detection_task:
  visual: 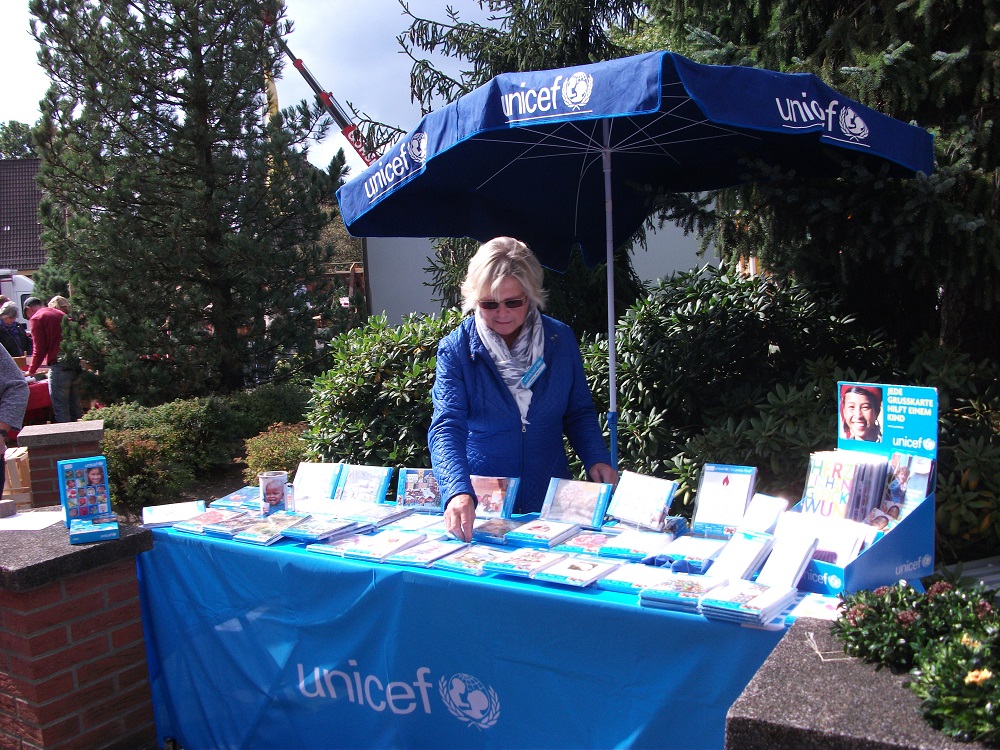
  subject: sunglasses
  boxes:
[479,297,528,310]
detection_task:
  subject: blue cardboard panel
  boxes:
[797,493,935,595]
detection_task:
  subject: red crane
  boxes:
[275,35,378,166]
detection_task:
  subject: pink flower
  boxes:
[926,581,953,598]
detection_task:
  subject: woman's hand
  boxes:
[444,493,477,542]
[589,462,619,487]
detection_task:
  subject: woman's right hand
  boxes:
[444,493,477,542]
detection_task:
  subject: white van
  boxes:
[0,270,36,324]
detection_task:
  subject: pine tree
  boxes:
[392,0,648,337]
[29,0,341,403]
[0,121,37,159]
[642,0,1000,359]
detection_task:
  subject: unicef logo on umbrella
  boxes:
[407,132,428,164]
[561,72,593,110]
[838,107,869,142]
[439,673,500,729]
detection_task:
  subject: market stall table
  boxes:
[138,529,785,749]
[23,379,52,425]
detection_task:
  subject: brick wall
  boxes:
[16,423,104,510]
[0,558,155,750]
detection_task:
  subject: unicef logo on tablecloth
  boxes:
[561,72,593,110]
[406,132,428,164]
[838,107,869,142]
[439,673,500,729]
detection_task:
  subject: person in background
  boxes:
[0,302,31,359]
[48,296,72,315]
[25,296,82,422]
[429,237,617,542]
[0,346,29,490]
[23,297,43,324]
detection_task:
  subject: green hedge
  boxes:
[303,311,463,467]
[89,381,310,517]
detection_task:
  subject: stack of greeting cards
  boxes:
[281,515,358,543]
[338,503,415,528]
[305,534,370,557]
[655,535,727,571]
[691,464,758,537]
[339,530,427,563]
[472,517,525,545]
[594,562,681,594]
[638,572,730,614]
[503,518,580,548]
[471,475,520,518]
[698,579,799,625]
[395,468,444,514]
[597,528,682,561]
[433,545,513,576]
[773,511,872,567]
[207,486,260,512]
[202,513,263,539]
[384,538,469,567]
[142,500,206,528]
[737,493,789,534]
[554,529,622,555]
[799,450,888,524]
[698,516,822,624]
[531,556,621,587]
[539,477,613,529]
[704,530,774,581]
[504,477,613,548]
[232,511,311,546]
[606,471,678,531]
[334,464,395,504]
[481,547,566,578]
[291,462,343,513]
[174,508,247,535]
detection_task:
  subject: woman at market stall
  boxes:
[429,236,617,542]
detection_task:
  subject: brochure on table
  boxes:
[796,381,937,595]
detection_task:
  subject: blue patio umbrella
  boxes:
[337,50,935,466]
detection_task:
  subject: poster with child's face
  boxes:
[839,384,884,443]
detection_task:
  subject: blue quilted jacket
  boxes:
[429,314,612,514]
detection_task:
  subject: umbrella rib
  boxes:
[472,122,603,190]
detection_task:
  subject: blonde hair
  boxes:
[460,237,547,315]
[48,296,72,315]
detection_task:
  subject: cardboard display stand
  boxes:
[796,382,938,595]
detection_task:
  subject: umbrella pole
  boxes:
[602,120,618,470]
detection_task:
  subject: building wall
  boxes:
[364,223,715,324]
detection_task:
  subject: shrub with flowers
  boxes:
[833,580,1000,744]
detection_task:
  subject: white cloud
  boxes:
[1,0,482,176]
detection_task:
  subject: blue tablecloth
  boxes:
[138,529,784,749]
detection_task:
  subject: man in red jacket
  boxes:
[25,297,81,422]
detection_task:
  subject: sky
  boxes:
[0,1,701,281]
[0,0,482,177]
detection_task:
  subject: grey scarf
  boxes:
[475,306,545,426]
